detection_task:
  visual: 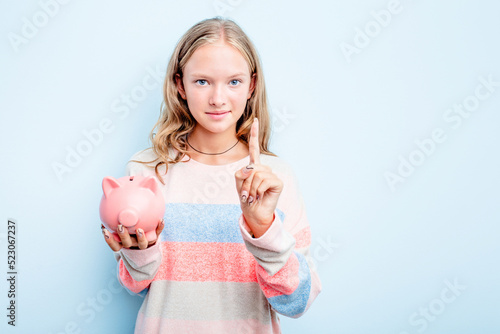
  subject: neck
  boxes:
[187,125,239,154]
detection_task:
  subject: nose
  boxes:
[118,209,138,227]
[209,84,226,107]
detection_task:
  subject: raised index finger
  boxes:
[249,118,260,165]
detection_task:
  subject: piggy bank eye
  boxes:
[129,176,134,181]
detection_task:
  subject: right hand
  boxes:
[101,219,164,251]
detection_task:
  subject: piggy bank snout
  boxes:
[118,209,139,227]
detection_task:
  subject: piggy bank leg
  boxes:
[145,230,159,243]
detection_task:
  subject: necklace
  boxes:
[186,136,239,155]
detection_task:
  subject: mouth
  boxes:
[206,111,230,115]
[206,111,230,120]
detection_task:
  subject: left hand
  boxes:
[102,219,164,251]
[234,118,283,238]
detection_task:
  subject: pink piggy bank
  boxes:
[99,175,165,243]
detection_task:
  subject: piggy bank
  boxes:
[99,175,165,242]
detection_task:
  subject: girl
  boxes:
[102,17,321,333]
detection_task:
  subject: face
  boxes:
[176,40,255,136]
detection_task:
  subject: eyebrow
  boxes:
[189,72,248,78]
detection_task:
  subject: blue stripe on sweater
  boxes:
[268,252,311,317]
[160,203,285,243]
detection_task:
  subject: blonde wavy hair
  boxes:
[134,17,276,184]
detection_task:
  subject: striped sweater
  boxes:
[113,148,322,333]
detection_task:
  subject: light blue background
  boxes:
[1,0,499,333]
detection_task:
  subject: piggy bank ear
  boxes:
[102,176,121,198]
[139,176,158,193]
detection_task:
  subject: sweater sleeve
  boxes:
[238,163,322,318]
[112,152,164,295]
[113,242,162,295]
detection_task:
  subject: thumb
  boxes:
[235,165,253,192]
[242,164,254,174]
[235,165,253,179]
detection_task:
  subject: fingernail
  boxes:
[118,224,123,233]
[103,229,110,239]
[248,196,254,204]
[243,165,253,174]
[160,219,164,226]
[241,191,248,203]
[137,229,143,237]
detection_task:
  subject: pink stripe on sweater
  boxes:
[257,252,300,298]
[118,259,153,294]
[155,242,258,282]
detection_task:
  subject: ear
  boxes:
[102,176,121,198]
[175,73,187,100]
[247,73,256,99]
[139,176,158,194]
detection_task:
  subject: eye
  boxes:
[196,79,208,86]
[229,79,241,86]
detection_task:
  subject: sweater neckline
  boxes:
[184,154,250,168]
